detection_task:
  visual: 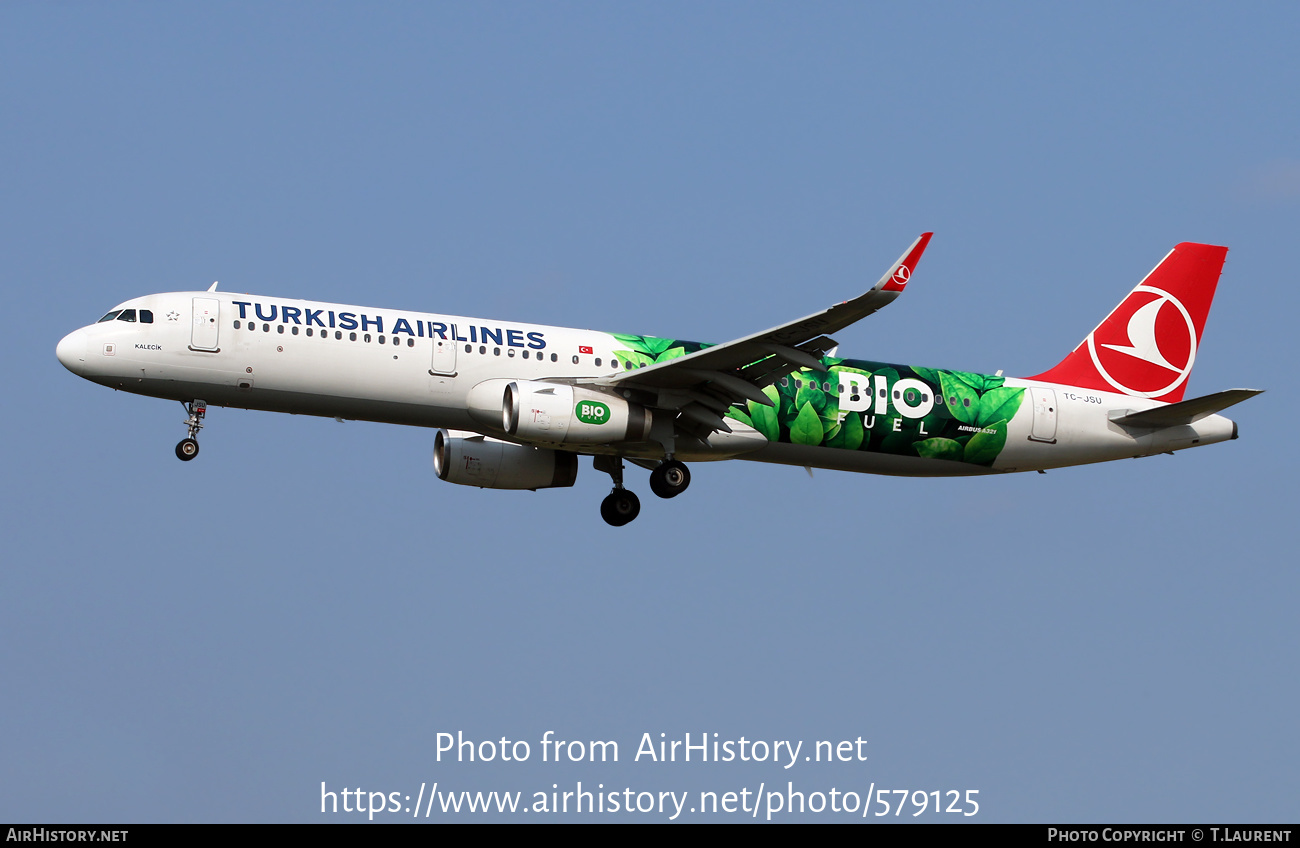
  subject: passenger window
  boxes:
[263,324,271,332]
[364,333,371,343]
[349,332,357,341]
[507,349,515,357]
[408,338,414,348]
[116,310,137,322]
[595,358,602,367]
[234,320,241,329]
[551,353,557,362]
[277,325,285,334]
[465,344,472,353]
[291,326,299,335]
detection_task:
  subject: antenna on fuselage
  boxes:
[208,281,219,292]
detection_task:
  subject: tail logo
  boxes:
[1087,285,1197,398]
[892,266,911,285]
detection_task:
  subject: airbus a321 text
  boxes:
[57,234,1260,526]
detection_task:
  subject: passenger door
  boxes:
[190,297,220,351]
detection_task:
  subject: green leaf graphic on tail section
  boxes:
[911,366,942,385]
[611,333,649,352]
[939,371,980,425]
[609,334,705,364]
[710,355,1019,466]
[790,402,824,446]
[963,421,1009,465]
[948,369,998,394]
[831,365,872,379]
[826,411,864,450]
[746,385,781,442]
[613,350,656,368]
[640,336,676,356]
[796,380,827,413]
[878,417,915,455]
[976,387,1025,428]
[915,438,964,461]
[726,406,754,427]
[749,402,779,441]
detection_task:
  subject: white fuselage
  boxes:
[56,290,1238,477]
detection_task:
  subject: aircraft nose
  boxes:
[56,329,87,374]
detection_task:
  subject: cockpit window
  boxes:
[98,310,122,323]
[116,309,137,322]
[139,310,153,323]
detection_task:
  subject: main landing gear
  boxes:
[600,489,640,527]
[649,459,691,499]
[594,456,693,526]
[594,455,639,527]
[175,400,206,461]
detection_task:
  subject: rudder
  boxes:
[1029,242,1228,403]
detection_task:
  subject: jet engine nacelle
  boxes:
[467,379,653,445]
[433,429,579,490]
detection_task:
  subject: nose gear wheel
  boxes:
[175,400,207,462]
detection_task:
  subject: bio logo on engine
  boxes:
[576,401,610,425]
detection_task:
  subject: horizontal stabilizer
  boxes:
[1108,389,1263,428]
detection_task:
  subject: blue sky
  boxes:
[2,3,1296,822]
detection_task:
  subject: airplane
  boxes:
[56,234,1260,526]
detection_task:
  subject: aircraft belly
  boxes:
[120,376,472,429]
[747,442,994,477]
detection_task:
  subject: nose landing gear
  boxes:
[175,400,206,462]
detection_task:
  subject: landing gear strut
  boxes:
[649,459,691,499]
[175,400,206,462]
[594,455,641,527]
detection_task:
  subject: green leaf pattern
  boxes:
[616,332,1025,467]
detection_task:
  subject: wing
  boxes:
[594,232,933,433]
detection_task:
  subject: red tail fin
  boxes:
[1029,242,1228,403]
